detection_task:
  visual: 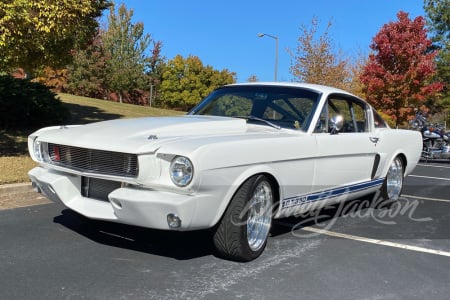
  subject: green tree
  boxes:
[0,0,110,74]
[289,17,352,90]
[0,75,68,128]
[424,0,450,116]
[159,55,235,110]
[102,3,151,103]
[360,11,443,126]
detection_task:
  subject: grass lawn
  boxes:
[0,93,183,184]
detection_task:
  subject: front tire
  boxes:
[213,175,274,262]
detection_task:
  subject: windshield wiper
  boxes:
[233,115,281,130]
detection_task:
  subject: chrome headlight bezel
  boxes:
[30,138,50,163]
[169,156,194,187]
[33,138,43,162]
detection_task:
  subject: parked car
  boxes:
[28,82,422,261]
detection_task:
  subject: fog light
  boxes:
[110,198,122,209]
[167,214,181,228]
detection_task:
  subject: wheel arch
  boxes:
[397,153,407,174]
[211,167,281,228]
[378,151,408,179]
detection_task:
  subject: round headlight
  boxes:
[170,156,194,187]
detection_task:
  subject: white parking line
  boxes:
[418,163,450,169]
[302,226,450,257]
[403,195,450,203]
[408,174,450,181]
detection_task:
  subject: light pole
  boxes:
[257,33,278,81]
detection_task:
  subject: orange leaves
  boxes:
[289,17,352,91]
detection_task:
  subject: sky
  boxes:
[111,0,426,83]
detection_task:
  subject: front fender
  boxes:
[193,164,282,228]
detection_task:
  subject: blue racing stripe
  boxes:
[281,178,384,209]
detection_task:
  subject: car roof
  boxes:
[227,82,354,97]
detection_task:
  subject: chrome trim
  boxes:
[386,157,403,200]
[45,143,139,178]
[247,180,273,251]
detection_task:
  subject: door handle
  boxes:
[369,137,380,143]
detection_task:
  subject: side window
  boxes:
[351,102,367,132]
[373,110,388,128]
[314,95,368,133]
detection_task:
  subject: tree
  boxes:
[102,3,151,103]
[289,17,352,90]
[34,67,69,93]
[145,40,166,106]
[0,0,110,74]
[247,75,259,82]
[425,0,450,48]
[0,75,68,128]
[347,51,368,99]
[66,32,108,98]
[360,11,444,126]
[424,0,450,115]
[160,55,236,110]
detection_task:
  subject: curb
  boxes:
[0,182,50,210]
[0,182,33,194]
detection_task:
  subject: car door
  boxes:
[312,94,379,193]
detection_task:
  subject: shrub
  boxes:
[0,75,69,128]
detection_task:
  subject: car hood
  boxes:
[37,115,250,154]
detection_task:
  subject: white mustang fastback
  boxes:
[28,83,422,261]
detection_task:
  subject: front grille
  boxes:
[81,177,121,201]
[47,143,138,178]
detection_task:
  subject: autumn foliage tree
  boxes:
[67,33,108,98]
[289,17,352,90]
[360,11,443,126]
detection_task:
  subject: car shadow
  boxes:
[53,209,215,260]
[52,196,386,259]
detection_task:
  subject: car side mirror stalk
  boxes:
[330,115,344,135]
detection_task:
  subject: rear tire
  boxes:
[213,175,274,262]
[377,156,404,209]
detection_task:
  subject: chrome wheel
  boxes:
[246,180,273,251]
[386,157,403,200]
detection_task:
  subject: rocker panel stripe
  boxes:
[281,178,384,209]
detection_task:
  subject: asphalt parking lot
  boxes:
[1,160,449,299]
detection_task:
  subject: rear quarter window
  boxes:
[373,110,388,128]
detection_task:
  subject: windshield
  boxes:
[189,85,321,131]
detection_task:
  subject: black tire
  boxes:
[213,175,274,262]
[376,156,404,209]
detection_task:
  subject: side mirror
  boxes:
[330,115,344,134]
